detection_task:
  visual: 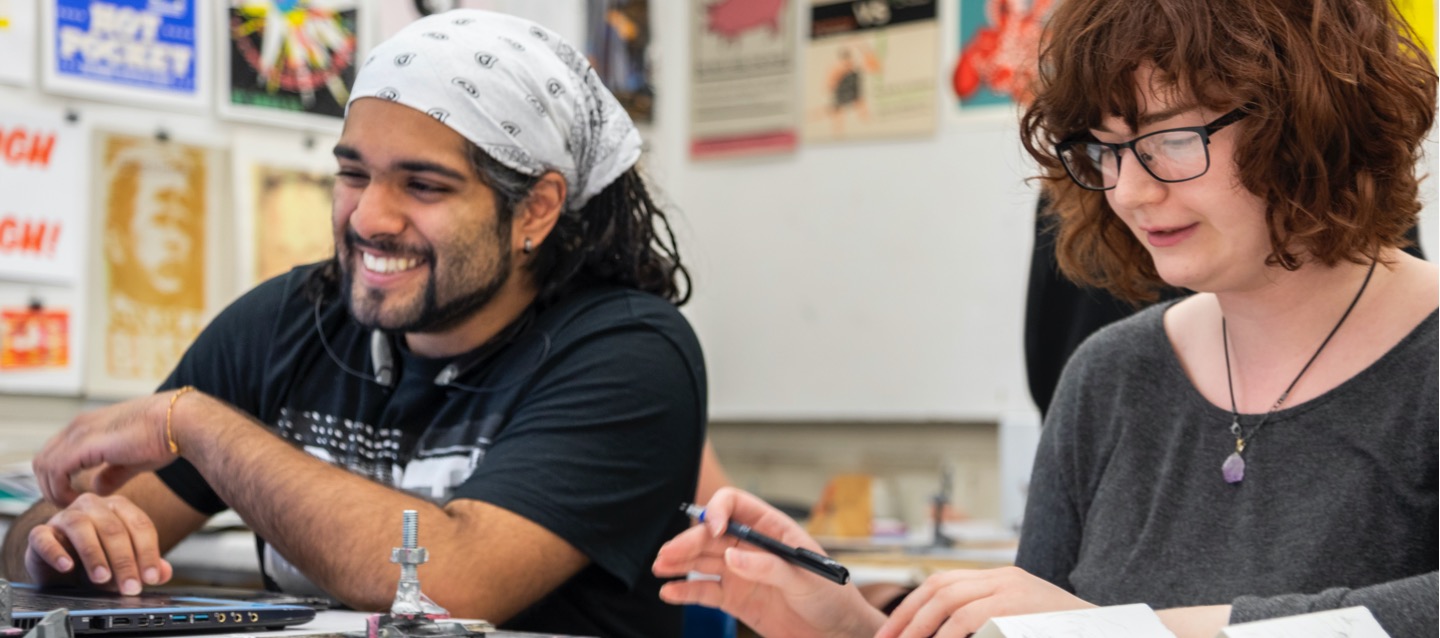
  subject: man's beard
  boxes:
[340,225,511,334]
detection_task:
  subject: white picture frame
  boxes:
[40,0,213,113]
[215,0,371,133]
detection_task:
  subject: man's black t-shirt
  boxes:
[154,264,706,638]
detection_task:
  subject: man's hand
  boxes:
[25,493,174,596]
[33,393,177,506]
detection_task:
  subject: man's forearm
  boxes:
[3,501,60,582]
[173,392,584,620]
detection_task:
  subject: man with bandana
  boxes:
[3,10,704,638]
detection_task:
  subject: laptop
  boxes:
[10,583,317,634]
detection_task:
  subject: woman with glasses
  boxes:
[653,0,1438,635]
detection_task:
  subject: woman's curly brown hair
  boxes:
[1020,0,1437,303]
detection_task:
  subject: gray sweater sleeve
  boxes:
[1229,572,1438,637]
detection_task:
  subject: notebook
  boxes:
[9,583,317,634]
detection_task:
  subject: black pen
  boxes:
[681,503,851,585]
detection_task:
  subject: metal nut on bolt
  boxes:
[390,548,429,564]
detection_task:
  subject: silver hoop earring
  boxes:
[522,238,533,254]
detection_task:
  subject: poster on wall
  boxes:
[218,0,364,132]
[0,0,38,86]
[377,0,583,48]
[41,0,210,111]
[587,0,653,124]
[953,0,1051,108]
[87,131,222,398]
[0,106,90,286]
[232,134,335,287]
[803,0,938,143]
[0,285,82,395]
[248,165,333,284]
[1395,0,1434,57]
[688,0,799,159]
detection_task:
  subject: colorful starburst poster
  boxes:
[219,0,364,132]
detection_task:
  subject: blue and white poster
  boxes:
[42,0,211,111]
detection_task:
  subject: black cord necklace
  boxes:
[1221,259,1378,484]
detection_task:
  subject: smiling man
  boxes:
[3,10,706,638]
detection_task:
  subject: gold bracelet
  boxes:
[166,386,196,455]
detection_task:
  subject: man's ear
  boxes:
[513,171,565,255]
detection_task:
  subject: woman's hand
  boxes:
[877,566,1095,638]
[652,487,885,638]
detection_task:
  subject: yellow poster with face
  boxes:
[91,132,215,396]
[253,166,334,283]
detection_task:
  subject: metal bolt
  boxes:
[403,510,417,549]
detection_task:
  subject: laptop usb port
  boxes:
[150,616,166,627]
[107,618,130,628]
[170,614,189,623]
[193,614,210,622]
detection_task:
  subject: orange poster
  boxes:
[0,307,69,369]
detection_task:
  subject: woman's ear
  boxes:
[513,171,566,255]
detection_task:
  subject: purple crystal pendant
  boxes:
[1222,451,1246,483]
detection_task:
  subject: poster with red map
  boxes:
[689,0,799,159]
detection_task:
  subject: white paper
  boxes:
[1217,607,1390,638]
[975,603,1177,638]
[0,106,90,285]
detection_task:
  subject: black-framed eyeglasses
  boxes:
[1055,108,1248,191]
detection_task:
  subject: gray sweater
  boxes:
[1017,302,1438,637]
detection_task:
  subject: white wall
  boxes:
[646,1,1039,422]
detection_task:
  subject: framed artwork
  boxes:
[953,0,1051,108]
[0,284,83,395]
[803,0,939,142]
[232,131,337,287]
[41,0,212,111]
[0,105,90,286]
[217,0,368,132]
[85,130,224,398]
[587,0,653,123]
[0,0,38,86]
[688,0,800,159]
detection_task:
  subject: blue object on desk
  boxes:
[683,605,736,638]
